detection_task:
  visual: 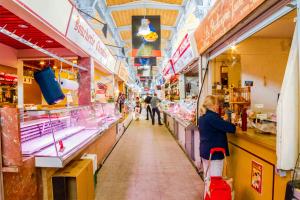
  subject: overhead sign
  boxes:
[194,0,266,54]
[118,63,129,83]
[14,0,72,34]
[162,60,174,76]
[172,34,197,74]
[132,16,161,57]
[66,9,115,73]
[134,57,157,66]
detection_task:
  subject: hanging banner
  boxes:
[194,0,266,54]
[66,9,116,73]
[162,60,174,76]
[172,34,197,74]
[134,57,157,66]
[118,63,129,83]
[132,16,161,57]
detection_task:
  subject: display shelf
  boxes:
[21,116,70,128]
[22,126,85,155]
[19,103,121,168]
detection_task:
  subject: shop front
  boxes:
[0,1,124,199]
[161,33,201,166]
[194,0,298,199]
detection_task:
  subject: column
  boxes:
[78,57,93,105]
[17,60,23,108]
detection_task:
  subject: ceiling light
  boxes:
[45,40,53,43]
[72,60,78,64]
[18,24,28,29]
[39,61,45,66]
[231,45,236,50]
[53,65,57,69]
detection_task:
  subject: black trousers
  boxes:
[119,103,123,113]
[152,107,162,125]
[146,105,152,120]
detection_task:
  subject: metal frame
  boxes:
[0,25,88,71]
[107,0,184,13]
[117,25,175,32]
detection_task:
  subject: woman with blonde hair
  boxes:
[198,95,236,179]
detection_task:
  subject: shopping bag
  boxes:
[34,67,65,105]
[204,148,234,200]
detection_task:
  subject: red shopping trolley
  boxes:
[204,148,233,200]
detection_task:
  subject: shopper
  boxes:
[134,97,141,120]
[150,93,162,125]
[198,95,236,179]
[116,92,125,113]
[144,93,152,120]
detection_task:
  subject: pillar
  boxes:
[17,60,23,108]
[78,57,94,105]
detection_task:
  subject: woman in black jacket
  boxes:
[198,95,236,179]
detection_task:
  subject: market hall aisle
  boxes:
[95,120,204,200]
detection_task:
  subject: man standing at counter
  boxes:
[150,93,163,125]
[144,93,152,120]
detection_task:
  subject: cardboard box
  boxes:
[52,159,94,200]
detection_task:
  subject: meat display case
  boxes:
[20,103,121,168]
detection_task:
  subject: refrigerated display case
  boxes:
[20,103,121,168]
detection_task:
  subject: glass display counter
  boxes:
[20,103,120,168]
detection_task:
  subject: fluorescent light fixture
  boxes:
[18,24,28,29]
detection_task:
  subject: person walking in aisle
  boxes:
[116,92,125,113]
[150,93,162,125]
[144,93,152,120]
[134,97,141,120]
[198,95,236,181]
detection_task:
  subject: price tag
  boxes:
[255,104,264,109]
[256,113,267,120]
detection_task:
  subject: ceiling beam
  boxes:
[107,0,184,13]
[96,0,123,47]
[117,25,175,32]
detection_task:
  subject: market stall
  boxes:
[194,0,297,199]
[161,33,200,166]
[115,61,133,138]
[0,1,124,199]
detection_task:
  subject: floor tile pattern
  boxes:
[95,120,204,200]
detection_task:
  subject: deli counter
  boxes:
[161,99,200,166]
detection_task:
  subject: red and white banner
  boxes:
[171,34,197,74]
[66,9,116,73]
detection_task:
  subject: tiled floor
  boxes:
[95,119,204,200]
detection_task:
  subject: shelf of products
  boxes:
[20,103,121,168]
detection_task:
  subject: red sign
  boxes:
[251,161,263,194]
[194,0,266,54]
[172,34,191,65]
[0,73,17,85]
[162,60,174,76]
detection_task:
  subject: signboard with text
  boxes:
[171,34,197,74]
[194,0,266,54]
[66,9,115,73]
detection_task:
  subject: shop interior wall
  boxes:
[211,55,242,87]
[24,80,42,105]
[238,37,290,111]
[0,43,18,67]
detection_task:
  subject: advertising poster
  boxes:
[134,57,157,66]
[132,16,161,57]
[251,161,263,194]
